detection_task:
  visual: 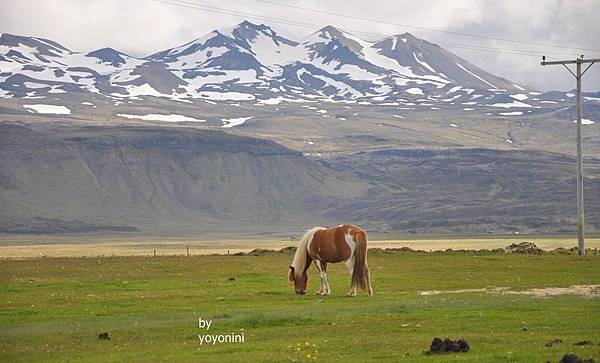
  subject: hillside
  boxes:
[1,122,599,235]
[0,123,367,234]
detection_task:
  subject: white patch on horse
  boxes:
[307,229,321,260]
[314,260,330,295]
[291,227,325,278]
[344,233,356,274]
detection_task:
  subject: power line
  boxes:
[149,0,392,41]
[149,0,600,59]
[150,0,322,30]
[256,0,600,53]
[430,42,588,58]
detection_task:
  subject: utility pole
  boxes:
[541,55,599,256]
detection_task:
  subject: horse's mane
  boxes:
[291,226,324,276]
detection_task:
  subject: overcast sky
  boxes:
[2,0,600,91]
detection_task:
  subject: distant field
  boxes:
[0,234,599,258]
[1,251,599,362]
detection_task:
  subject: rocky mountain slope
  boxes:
[0,123,367,233]
[1,122,598,235]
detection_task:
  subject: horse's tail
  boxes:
[352,229,371,293]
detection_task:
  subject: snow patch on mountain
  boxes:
[573,118,595,125]
[117,113,206,122]
[23,104,71,114]
[490,100,532,108]
[510,93,529,101]
[222,116,254,127]
[405,87,423,95]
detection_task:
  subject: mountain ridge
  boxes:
[1,21,539,104]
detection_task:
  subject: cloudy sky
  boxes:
[2,0,600,91]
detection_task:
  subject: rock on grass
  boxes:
[428,338,469,353]
[559,353,596,363]
[98,332,111,340]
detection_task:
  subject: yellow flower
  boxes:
[305,342,309,346]
[307,354,312,358]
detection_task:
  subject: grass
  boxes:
[0,251,599,362]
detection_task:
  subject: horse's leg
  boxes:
[345,257,356,296]
[320,261,330,295]
[314,260,325,295]
[365,266,373,296]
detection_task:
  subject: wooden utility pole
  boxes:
[541,55,599,256]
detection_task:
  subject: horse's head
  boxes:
[289,265,308,295]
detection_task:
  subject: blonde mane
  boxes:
[291,226,324,277]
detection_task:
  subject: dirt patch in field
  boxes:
[419,285,600,298]
[419,288,504,296]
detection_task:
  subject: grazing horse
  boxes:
[288,225,373,297]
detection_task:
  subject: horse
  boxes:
[288,224,373,297]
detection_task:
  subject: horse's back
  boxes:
[309,224,364,263]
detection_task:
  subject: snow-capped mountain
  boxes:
[0,21,591,109]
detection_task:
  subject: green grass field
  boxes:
[1,251,599,362]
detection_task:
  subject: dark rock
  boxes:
[227,277,236,281]
[457,339,470,352]
[559,353,596,363]
[429,337,469,353]
[443,338,458,351]
[574,340,593,346]
[98,332,111,340]
[430,337,444,352]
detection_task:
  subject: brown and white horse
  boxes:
[288,224,373,297]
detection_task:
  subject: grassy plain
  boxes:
[1,249,599,362]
